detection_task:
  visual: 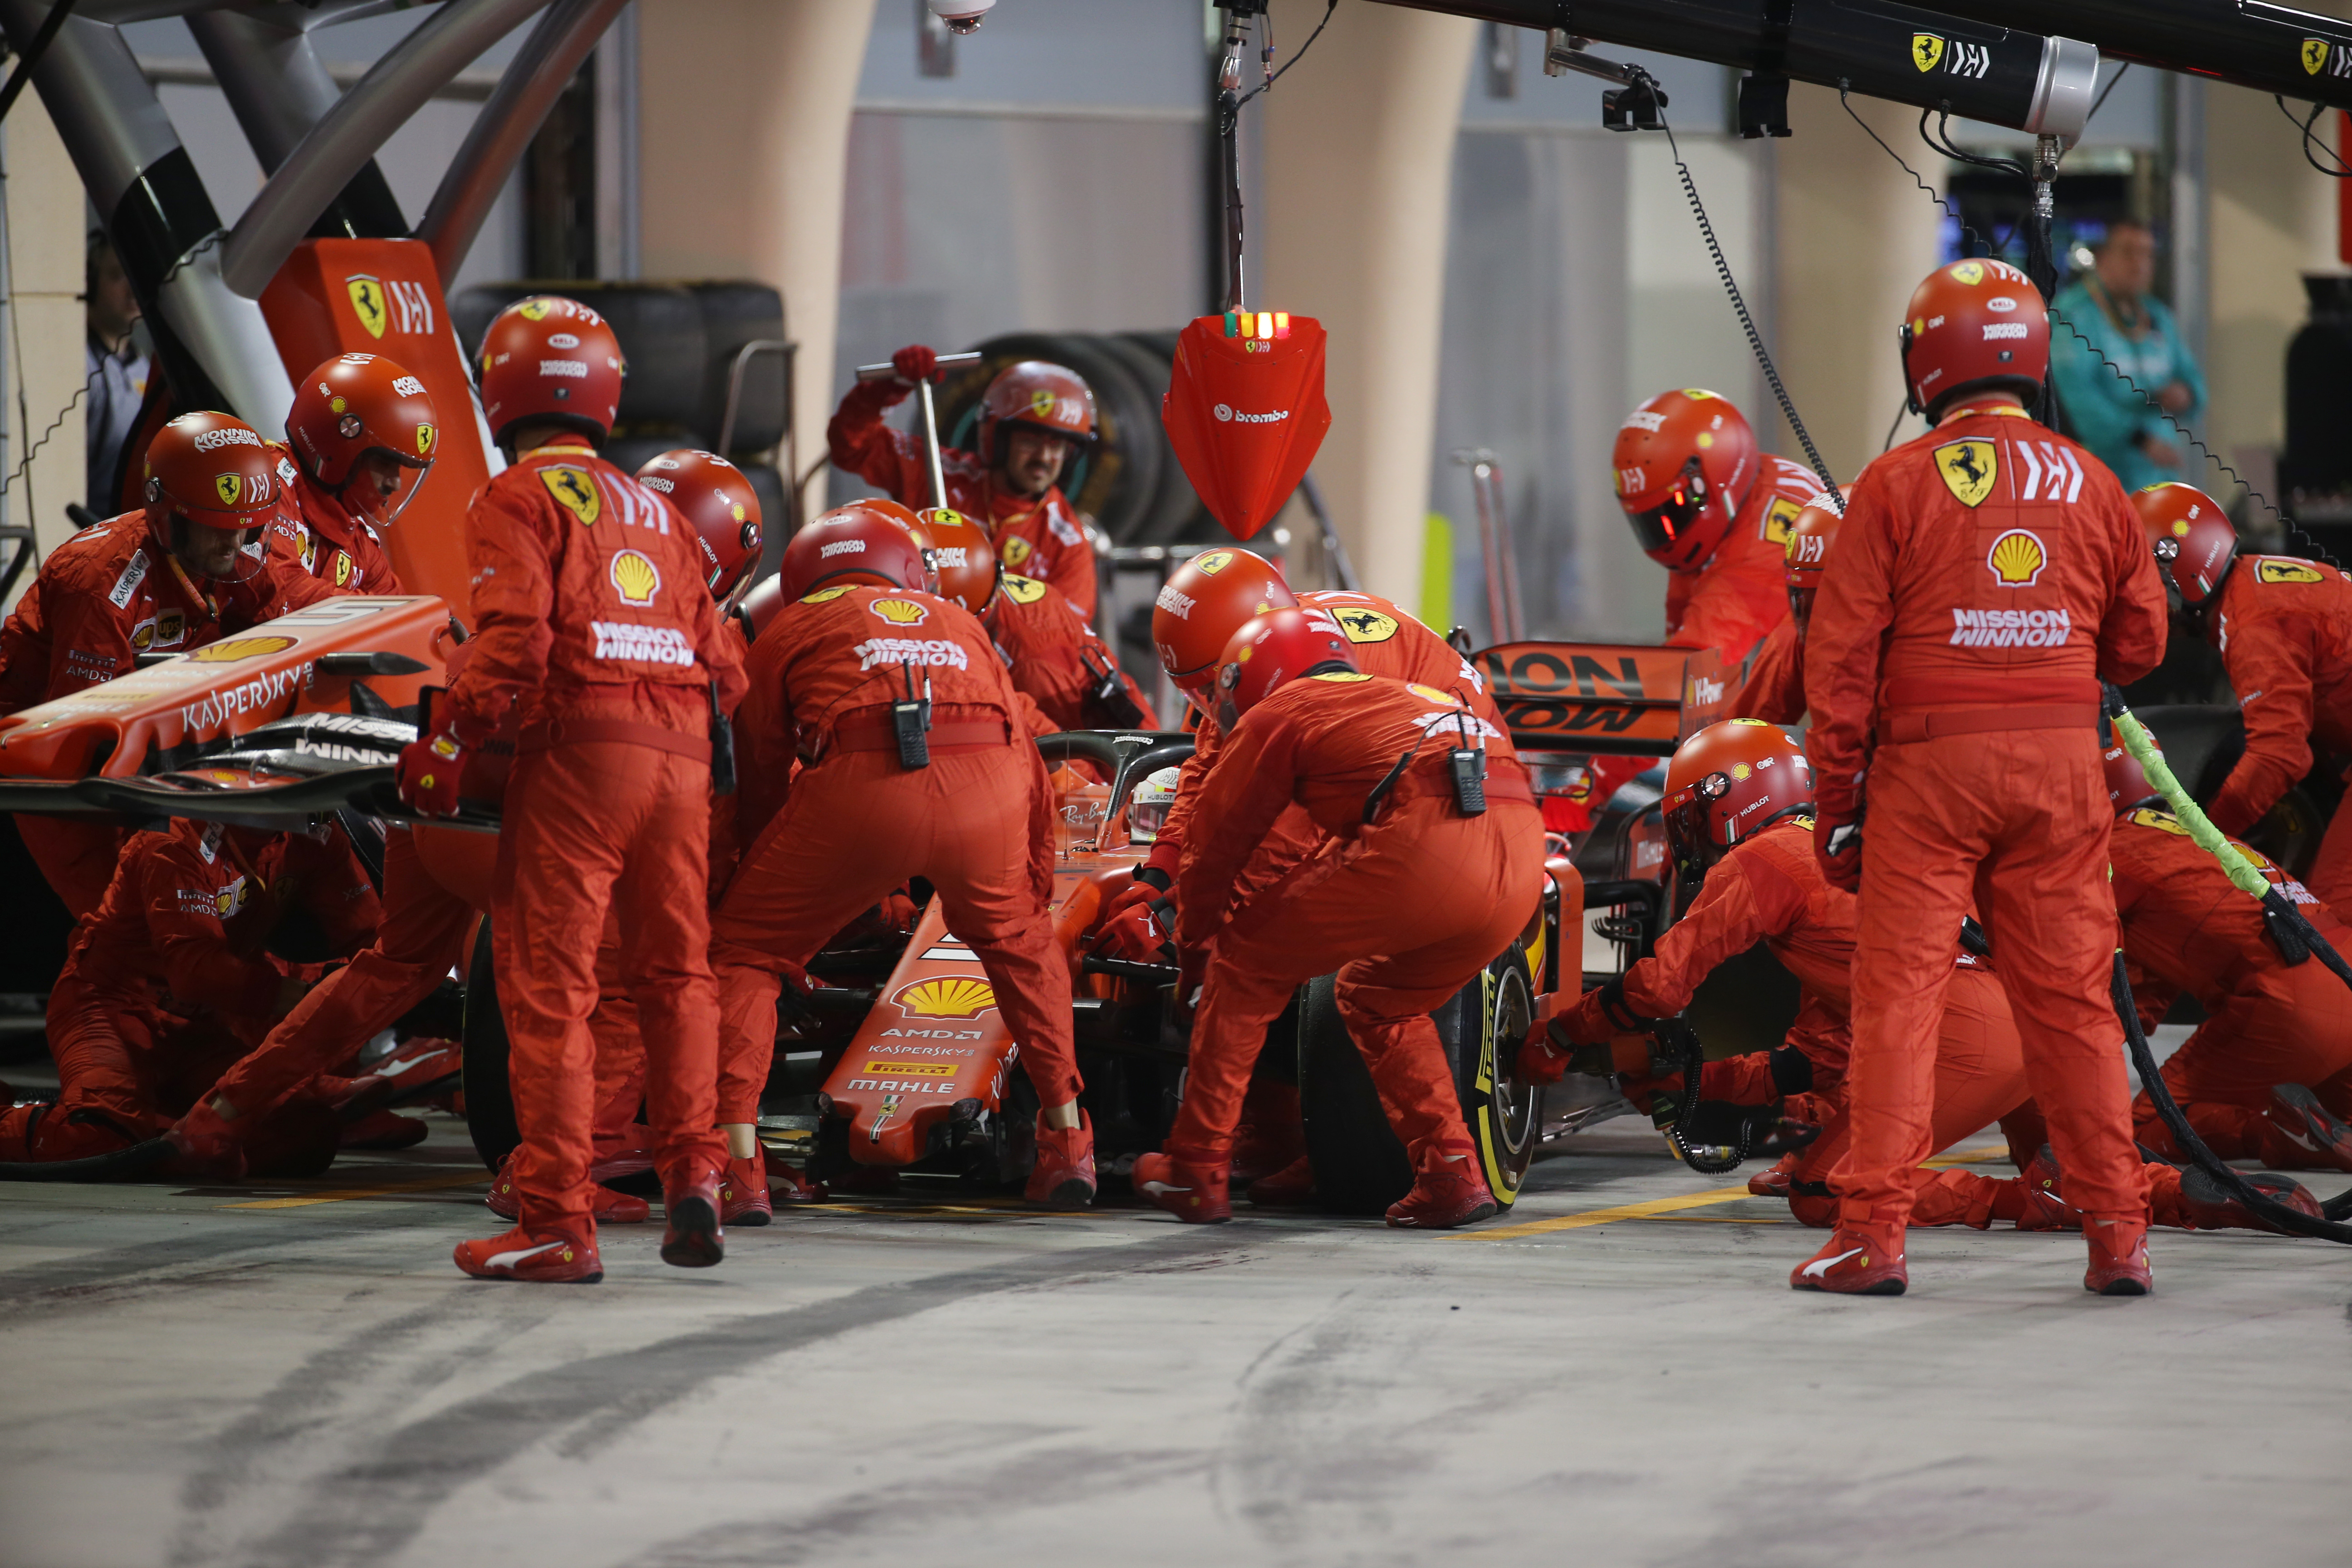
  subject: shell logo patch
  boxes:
[610,549,661,607]
[894,975,997,1019]
[1001,574,1049,605]
[191,635,297,663]
[541,465,602,525]
[800,586,853,604]
[1935,439,1998,507]
[2304,37,2329,74]
[870,598,929,626]
[2257,558,2325,584]
[345,276,387,338]
[1986,529,2047,588]
[1194,549,1235,575]
[1000,534,1034,568]
[1762,496,1802,547]
[1310,671,1372,683]
[131,618,155,652]
[1333,607,1398,643]
[296,529,319,573]
[333,551,354,588]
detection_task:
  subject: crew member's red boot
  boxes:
[1247,1154,1317,1208]
[721,1147,774,1226]
[484,1151,649,1223]
[2008,1146,2082,1231]
[454,1223,601,1283]
[1026,1111,1098,1209]
[2167,1165,2321,1233]
[1230,1081,1305,1186]
[1386,1154,1498,1230]
[1134,1148,1230,1223]
[340,1108,430,1151]
[2259,1084,2352,1172]
[2083,1216,2152,1296]
[661,1169,726,1268]
[1790,1223,1907,1295]
[1747,1153,1797,1199]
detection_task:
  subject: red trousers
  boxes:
[708,746,1077,1121]
[20,816,123,920]
[2133,962,2352,1163]
[2,982,282,1163]
[494,741,727,1231]
[1841,730,2147,1225]
[210,826,474,1119]
[1170,798,1544,1166]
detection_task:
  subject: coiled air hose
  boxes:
[2108,699,2352,1240]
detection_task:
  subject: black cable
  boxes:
[1664,1023,1751,1174]
[2275,96,2352,179]
[2114,953,2352,1244]
[0,0,76,126]
[5,367,92,510]
[2085,62,2131,134]
[1219,0,1335,137]
[1645,70,1837,494]
[1837,83,2333,565]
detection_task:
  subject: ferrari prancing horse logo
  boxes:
[540,465,602,526]
[1934,439,1998,508]
[346,276,388,339]
[1912,33,1945,72]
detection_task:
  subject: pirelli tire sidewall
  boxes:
[1436,941,1540,1210]
[461,917,521,1172]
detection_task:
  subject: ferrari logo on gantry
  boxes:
[346,276,387,339]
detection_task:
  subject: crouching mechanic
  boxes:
[2133,481,2352,907]
[270,352,438,594]
[708,505,1097,1206]
[829,345,1103,620]
[1515,721,2312,1235]
[922,505,1156,734]
[2105,740,2352,1171]
[15,818,382,1173]
[1805,256,2170,1297]
[1132,609,1544,1228]
[397,295,743,1283]
[0,412,331,915]
[1730,491,1842,724]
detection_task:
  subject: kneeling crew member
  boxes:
[708,506,1096,1207]
[1805,256,2169,1297]
[271,352,438,595]
[2135,480,2352,908]
[1133,609,1543,1229]
[2105,740,2352,1171]
[397,295,742,1284]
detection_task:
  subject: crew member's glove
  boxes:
[1518,1019,1575,1085]
[877,886,920,934]
[395,727,466,818]
[1093,868,1177,963]
[1816,812,1864,892]
[892,343,939,384]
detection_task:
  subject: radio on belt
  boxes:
[893,660,933,769]
[1446,710,1487,817]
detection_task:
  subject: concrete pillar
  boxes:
[4,97,88,615]
[637,0,876,515]
[1770,82,1944,482]
[1260,0,1477,606]
[2202,81,2339,478]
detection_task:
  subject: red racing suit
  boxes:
[1,819,377,1162]
[1170,673,1542,1170]
[443,441,743,1232]
[2200,557,2352,908]
[1729,615,1805,725]
[2111,808,2352,1162]
[0,514,333,914]
[708,584,1078,1122]
[987,572,1157,735]
[828,379,1099,620]
[1143,591,1496,917]
[268,467,400,595]
[1805,402,2168,1231]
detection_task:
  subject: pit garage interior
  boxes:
[1,3,2351,1566]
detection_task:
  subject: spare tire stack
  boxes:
[452,281,793,579]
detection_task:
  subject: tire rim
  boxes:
[1489,963,1538,1164]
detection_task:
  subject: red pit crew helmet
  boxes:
[779,502,934,600]
[1660,718,1813,881]
[2102,735,2166,814]
[976,361,1097,467]
[2132,481,2238,611]
[1611,389,1759,571]
[285,352,439,526]
[1212,606,1357,732]
[1152,546,1298,711]
[919,506,1001,616]
[477,295,624,446]
[1783,488,1847,641]
[143,411,282,581]
[1899,257,2047,420]
[637,450,763,604]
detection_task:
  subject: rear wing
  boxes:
[1475,642,1730,757]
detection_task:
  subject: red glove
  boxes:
[1519,1020,1574,1085]
[1815,813,1863,892]
[1094,900,1177,965]
[892,343,938,384]
[877,887,920,934]
[395,729,465,818]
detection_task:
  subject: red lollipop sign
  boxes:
[1161,310,1331,541]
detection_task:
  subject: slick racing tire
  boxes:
[1297,942,1541,1215]
[461,917,520,1172]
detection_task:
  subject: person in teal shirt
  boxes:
[2050,220,2207,493]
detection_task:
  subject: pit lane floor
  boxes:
[1,1112,2346,1568]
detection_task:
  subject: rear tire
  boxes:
[461,918,519,1172]
[1297,975,1413,1215]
